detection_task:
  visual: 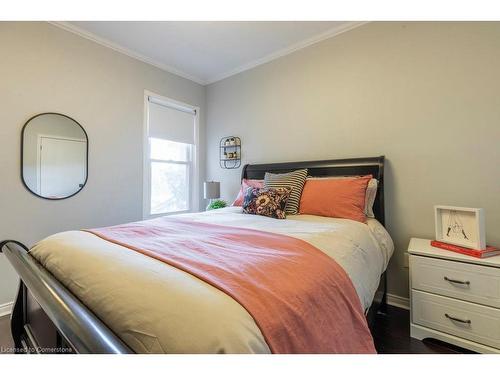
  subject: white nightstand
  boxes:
[408,238,500,353]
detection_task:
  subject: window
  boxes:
[144,93,198,217]
[150,138,191,214]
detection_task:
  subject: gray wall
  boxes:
[0,22,206,306]
[206,22,500,299]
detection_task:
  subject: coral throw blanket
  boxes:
[86,217,375,354]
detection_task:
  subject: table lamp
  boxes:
[204,181,220,210]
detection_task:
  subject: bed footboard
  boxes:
[0,240,133,354]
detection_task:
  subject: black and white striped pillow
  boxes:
[264,169,308,215]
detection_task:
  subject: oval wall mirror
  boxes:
[21,113,88,200]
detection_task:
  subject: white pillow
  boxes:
[364,178,378,218]
[306,176,378,218]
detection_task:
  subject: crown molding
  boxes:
[205,21,368,85]
[48,21,368,86]
[48,21,208,85]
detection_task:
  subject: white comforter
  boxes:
[30,207,393,353]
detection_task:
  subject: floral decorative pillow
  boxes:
[242,187,291,219]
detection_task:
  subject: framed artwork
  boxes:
[434,205,486,250]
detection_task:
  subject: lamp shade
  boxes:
[204,181,220,199]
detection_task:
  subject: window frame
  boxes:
[143,91,200,219]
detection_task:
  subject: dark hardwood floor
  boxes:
[0,305,474,354]
[372,305,474,354]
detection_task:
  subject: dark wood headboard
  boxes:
[241,156,385,226]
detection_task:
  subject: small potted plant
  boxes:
[207,199,228,210]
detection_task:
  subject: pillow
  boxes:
[264,169,308,215]
[242,187,291,219]
[307,176,378,218]
[364,178,378,218]
[232,179,264,206]
[299,175,372,223]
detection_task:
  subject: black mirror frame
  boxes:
[20,112,89,200]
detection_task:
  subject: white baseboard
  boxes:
[387,293,410,310]
[0,301,13,317]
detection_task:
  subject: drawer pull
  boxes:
[444,276,470,286]
[445,313,471,324]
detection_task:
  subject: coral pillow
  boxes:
[307,176,378,218]
[232,179,264,206]
[299,175,372,223]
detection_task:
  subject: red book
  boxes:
[431,240,500,258]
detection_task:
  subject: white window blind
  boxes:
[144,94,198,217]
[148,98,196,144]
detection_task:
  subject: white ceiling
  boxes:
[53,21,364,85]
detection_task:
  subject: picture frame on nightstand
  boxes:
[434,205,486,250]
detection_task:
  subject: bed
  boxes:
[1,156,393,354]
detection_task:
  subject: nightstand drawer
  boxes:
[410,255,500,308]
[412,290,500,349]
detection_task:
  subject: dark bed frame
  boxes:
[1,155,387,354]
